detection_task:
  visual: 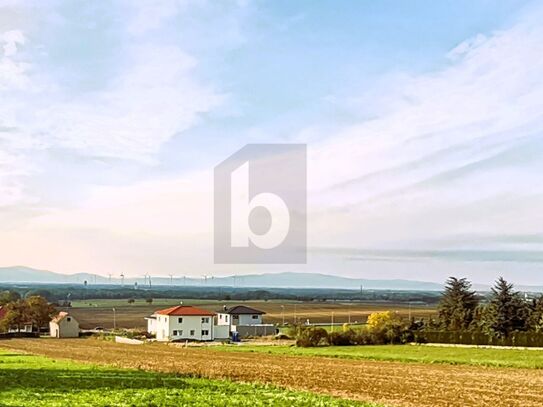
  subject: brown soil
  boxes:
[2,338,542,407]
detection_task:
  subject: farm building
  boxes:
[216,305,275,339]
[147,305,215,342]
[0,305,33,333]
[50,312,80,338]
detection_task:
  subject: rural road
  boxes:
[2,338,543,407]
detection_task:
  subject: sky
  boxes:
[1,0,543,284]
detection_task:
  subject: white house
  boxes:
[217,305,265,326]
[216,305,274,338]
[49,312,80,338]
[147,305,215,342]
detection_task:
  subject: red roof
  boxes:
[0,306,7,320]
[155,305,215,317]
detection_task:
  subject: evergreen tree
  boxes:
[485,277,529,337]
[527,295,543,332]
[438,277,479,330]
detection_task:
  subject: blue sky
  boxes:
[1,0,542,284]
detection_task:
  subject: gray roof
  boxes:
[217,305,265,315]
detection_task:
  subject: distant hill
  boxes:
[0,266,109,284]
[1,266,542,292]
[0,266,440,290]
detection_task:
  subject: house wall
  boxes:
[147,318,157,334]
[155,315,214,341]
[50,317,79,338]
[234,314,263,325]
[60,317,79,338]
[217,313,230,326]
[214,324,230,339]
[233,324,276,338]
[219,313,263,326]
[49,322,59,338]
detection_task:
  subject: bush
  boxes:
[328,330,356,346]
[295,327,329,347]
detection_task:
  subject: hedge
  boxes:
[418,330,543,347]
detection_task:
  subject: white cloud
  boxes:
[307,6,543,249]
[33,44,223,161]
[0,1,227,209]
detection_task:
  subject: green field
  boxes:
[209,344,543,369]
[0,350,376,407]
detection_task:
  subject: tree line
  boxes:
[292,276,543,347]
[437,276,543,337]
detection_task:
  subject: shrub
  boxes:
[328,330,355,346]
[295,327,329,347]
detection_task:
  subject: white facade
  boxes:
[153,313,214,342]
[7,324,33,333]
[217,312,263,326]
[146,316,157,335]
[50,313,80,338]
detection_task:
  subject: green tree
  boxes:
[485,277,529,337]
[0,290,21,306]
[295,327,329,347]
[0,299,30,332]
[145,298,153,304]
[438,277,479,331]
[527,295,543,332]
[26,296,56,331]
[128,298,135,304]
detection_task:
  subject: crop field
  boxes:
[2,338,543,407]
[210,343,543,369]
[66,298,436,329]
[0,350,369,407]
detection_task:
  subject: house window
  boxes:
[173,330,178,336]
[190,330,195,336]
[252,315,258,319]
[219,315,222,320]
[67,317,71,322]
[201,330,209,336]
[178,317,183,323]
[201,317,209,323]
[225,316,228,322]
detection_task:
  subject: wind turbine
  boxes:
[108,274,112,284]
[120,273,125,287]
[169,274,174,285]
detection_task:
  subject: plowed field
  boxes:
[2,338,542,407]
